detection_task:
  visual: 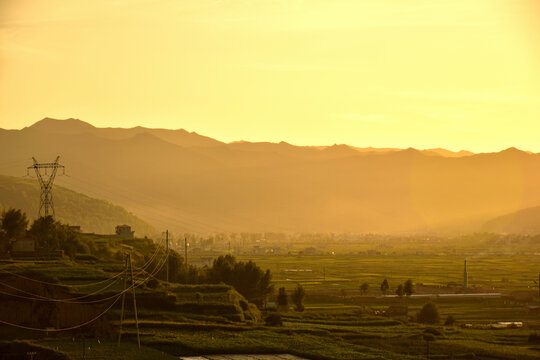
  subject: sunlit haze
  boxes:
[1,0,539,152]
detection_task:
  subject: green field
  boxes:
[3,236,540,359]
[233,253,540,293]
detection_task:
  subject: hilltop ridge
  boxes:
[1,118,539,234]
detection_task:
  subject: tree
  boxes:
[380,279,389,295]
[28,216,57,250]
[395,284,404,297]
[360,282,369,295]
[404,279,414,296]
[207,255,274,308]
[277,287,288,309]
[417,302,440,324]
[1,208,28,240]
[291,284,306,312]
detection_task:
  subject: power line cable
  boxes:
[0,290,123,332]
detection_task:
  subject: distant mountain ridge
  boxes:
[0,174,157,236]
[482,206,540,234]
[24,117,223,148]
[1,117,538,234]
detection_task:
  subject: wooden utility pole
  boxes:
[166,230,169,283]
[128,253,141,349]
[117,253,141,349]
[117,255,128,347]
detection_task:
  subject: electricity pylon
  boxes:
[27,156,65,218]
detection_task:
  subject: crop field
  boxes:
[234,254,540,294]
[31,306,540,360]
[3,237,540,360]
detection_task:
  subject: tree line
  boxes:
[0,208,85,258]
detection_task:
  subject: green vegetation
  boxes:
[359,282,369,295]
[0,174,156,235]
[2,225,540,359]
[417,303,440,324]
[380,279,389,295]
[291,284,306,312]
[277,287,288,309]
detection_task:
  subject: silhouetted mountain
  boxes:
[25,117,223,147]
[482,206,540,234]
[1,118,539,234]
[0,174,156,236]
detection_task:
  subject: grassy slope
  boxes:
[0,174,156,236]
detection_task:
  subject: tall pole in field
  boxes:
[166,230,169,283]
[184,237,188,284]
[463,259,468,289]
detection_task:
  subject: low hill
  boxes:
[0,174,156,236]
[482,206,540,235]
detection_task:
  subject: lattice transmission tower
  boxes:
[27,156,65,218]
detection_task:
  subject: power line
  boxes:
[0,267,126,288]
[0,246,168,304]
[0,291,123,332]
[0,247,169,332]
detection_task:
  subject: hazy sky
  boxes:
[1,0,539,152]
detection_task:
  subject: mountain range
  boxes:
[0,118,538,235]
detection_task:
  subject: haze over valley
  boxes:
[1,118,538,236]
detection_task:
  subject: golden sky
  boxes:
[1,0,539,152]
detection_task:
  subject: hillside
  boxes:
[0,174,156,236]
[1,118,539,234]
[482,206,540,234]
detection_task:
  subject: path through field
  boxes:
[180,355,308,360]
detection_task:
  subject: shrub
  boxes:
[444,315,455,326]
[265,313,283,326]
[291,284,306,312]
[417,303,440,324]
[360,282,369,295]
[277,287,288,308]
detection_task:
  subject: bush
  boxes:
[444,315,455,326]
[417,303,440,324]
[291,284,306,312]
[265,313,283,326]
[277,287,288,308]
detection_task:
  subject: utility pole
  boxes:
[27,156,65,218]
[128,253,141,349]
[166,230,169,283]
[464,259,468,289]
[117,255,128,347]
[184,237,188,284]
[117,253,140,349]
